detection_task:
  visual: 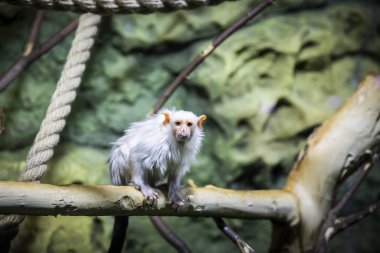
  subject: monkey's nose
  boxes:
[179,133,188,138]
[178,132,189,140]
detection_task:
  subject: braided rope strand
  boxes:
[20,14,101,182]
[1,0,232,14]
[0,13,101,250]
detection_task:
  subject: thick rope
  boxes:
[1,0,233,14]
[0,13,101,251]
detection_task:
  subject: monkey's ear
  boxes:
[161,112,171,126]
[197,115,206,128]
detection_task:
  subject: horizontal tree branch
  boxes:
[0,181,298,224]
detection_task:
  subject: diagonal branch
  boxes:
[213,217,255,253]
[151,216,192,253]
[0,16,79,93]
[314,146,379,253]
[334,161,373,215]
[23,10,44,57]
[337,145,380,185]
[334,196,380,234]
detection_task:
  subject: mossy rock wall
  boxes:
[0,0,380,252]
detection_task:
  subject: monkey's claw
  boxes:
[140,186,158,206]
[168,193,185,209]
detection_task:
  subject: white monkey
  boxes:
[107,109,206,253]
[109,108,206,205]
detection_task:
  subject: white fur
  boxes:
[109,109,204,195]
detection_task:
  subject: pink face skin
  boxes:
[172,119,194,142]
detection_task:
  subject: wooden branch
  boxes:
[314,149,378,253]
[0,181,298,223]
[333,160,373,214]
[337,149,372,185]
[0,17,79,93]
[278,75,380,252]
[314,196,380,253]
[23,11,44,57]
[213,217,255,253]
[151,216,192,253]
[335,196,380,233]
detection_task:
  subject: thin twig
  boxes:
[213,217,255,253]
[151,0,276,114]
[337,148,378,185]
[150,216,192,253]
[334,196,380,234]
[314,147,379,253]
[333,162,372,214]
[23,10,44,57]
[0,16,80,93]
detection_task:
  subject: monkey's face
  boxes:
[172,119,194,142]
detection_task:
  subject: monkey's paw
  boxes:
[168,193,185,209]
[140,186,158,206]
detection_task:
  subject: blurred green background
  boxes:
[0,0,379,252]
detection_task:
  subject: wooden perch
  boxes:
[0,182,298,223]
[274,75,380,252]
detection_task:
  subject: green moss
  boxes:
[0,148,28,181]
[43,144,109,185]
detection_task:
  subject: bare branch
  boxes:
[23,10,44,57]
[334,196,380,233]
[150,216,192,253]
[0,17,79,93]
[0,181,298,222]
[213,217,255,253]
[334,160,374,214]
[314,146,379,253]
[338,145,380,185]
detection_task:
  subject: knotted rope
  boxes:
[0,13,101,252]
[1,0,232,14]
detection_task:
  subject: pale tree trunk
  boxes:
[271,75,380,252]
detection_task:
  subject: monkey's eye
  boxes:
[187,122,193,127]
[174,121,181,126]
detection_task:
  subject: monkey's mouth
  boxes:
[177,134,190,141]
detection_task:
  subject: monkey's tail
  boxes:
[108,216,129,253]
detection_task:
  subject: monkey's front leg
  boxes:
[130,164,158,205]
[168,169,186,207]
